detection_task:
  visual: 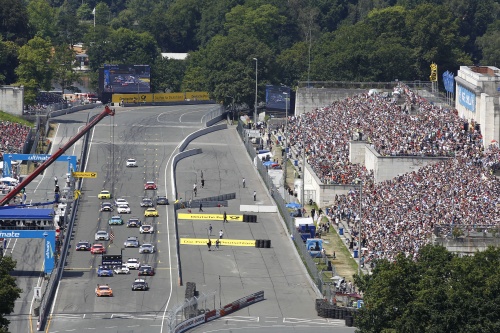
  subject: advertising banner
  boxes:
[178,213,243,221]
[2,154,77,178]
[458,85,476,112]
[180,238,256,246]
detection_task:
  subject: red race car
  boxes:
[91,243,106,254]
[144,181,157,190]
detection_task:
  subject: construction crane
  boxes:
[0,105,115,206]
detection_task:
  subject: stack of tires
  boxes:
[243,214,257,222]
[255,239,271,248]
[184,282,197,318]
[316,300,358,327]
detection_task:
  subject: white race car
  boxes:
[126,158,137,167]
[113,265,130,275]
[139,224,154,234]
[117,205,131,214]
[115,198,129,206]
[125,258,141,270]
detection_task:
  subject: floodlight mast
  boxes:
[0,105,115,206]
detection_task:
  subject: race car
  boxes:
[115,198,129,206]
[139,224,154,234]
[127,218,142,228]
[98,190,112,199]
[75,240,91,251]
[126,158,137,167]
[95,284,113,297]
[156,196,169,205]
[100,202,113,212]
[144,207,159,217]
[113,265,130,275]
[138,264,155,276]
[91,243,106,254]
[125,258,140,270]
[131,278,149,291]
[97,266,113,277]
[108,215,124,225]
[124,236,140,248]
[144,181,157,190]
[117,205,131,214]
[139,243,155,254]
[140,198,153,207]
[95,230,110,241]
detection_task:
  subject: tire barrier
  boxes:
[316,299,358,326]
[255,239,271,248]
[184,282,198,319]
[242,214,257,223]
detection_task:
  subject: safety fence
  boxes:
[237,120,336,295]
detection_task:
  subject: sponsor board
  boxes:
[112,92,210,104]
[180,238,256,247]
[72,171,97,178]
[178,213,243,221]
[174,314,205,333]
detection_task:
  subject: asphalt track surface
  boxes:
[7,104,354,333]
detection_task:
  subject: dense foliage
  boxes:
[0,257,22,332]
[355,245,500,333]
[1,0,500,106]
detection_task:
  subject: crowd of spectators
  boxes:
[284,83,500,263]
[0,121,31,156]
[25,92,66,114]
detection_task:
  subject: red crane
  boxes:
[0,105,115,206]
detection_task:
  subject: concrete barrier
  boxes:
[178,124,227,152]
[240,205,277,213]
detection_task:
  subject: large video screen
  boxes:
[266,85,291,110]
[102,64,151,93]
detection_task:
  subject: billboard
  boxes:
[101,64,151,94]
[458,85,476,112]
[266,85,291,111]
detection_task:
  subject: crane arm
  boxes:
[0,105,115,206]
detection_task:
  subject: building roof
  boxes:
[161,53,188,60]
[0,208,53,220]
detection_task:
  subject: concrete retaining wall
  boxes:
[0,86,24,116]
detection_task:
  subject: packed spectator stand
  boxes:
[25,92,66,114]
[0,121,31,156]
[285,83,500,266]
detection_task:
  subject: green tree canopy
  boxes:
[27,0,57,40]
[0,39,19,84]
[0,256,22,331]
[356,245,500,333]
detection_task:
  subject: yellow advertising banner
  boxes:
[185,92,210,100]
[112,94,153,103]
[112,92,211,104]
[178,213,243,221]
[180,238,256,247]
[72,172,97,178]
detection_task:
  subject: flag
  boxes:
[92,7,95,15]
[109,228,114,245]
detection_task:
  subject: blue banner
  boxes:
[0,230,55,274]
[442,71,455,94]
[2,154,77,178]
[458,85,476,112]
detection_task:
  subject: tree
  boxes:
[27,0,57,40]
[356,245,500,333]
[476,21,500,67]
[151,57,186,93]
[15,36,53,104]
[0,256,22,331]
[0,0,30,45]
[0,39,19,84]
[52,45,81,94]
[182,32,274,109]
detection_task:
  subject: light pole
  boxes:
[253,58,258,124]
[283,92,289,189]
